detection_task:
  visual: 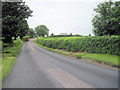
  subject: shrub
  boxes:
[2,39,23,57]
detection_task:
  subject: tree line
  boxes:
[2,0,120,44]
[2,1,49,44]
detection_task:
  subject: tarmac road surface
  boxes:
[2,39,119,88]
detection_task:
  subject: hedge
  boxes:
[36,36,120,55]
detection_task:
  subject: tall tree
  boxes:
[2,16,20,43]
[35,25,49,37]
[29,28,35,38]
[92,0,120,36]
[2,2,32,43]
[17,19,30,39]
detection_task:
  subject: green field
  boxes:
[40,36,85,40]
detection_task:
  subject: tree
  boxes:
[92,0,120,36]
[29,28,35,38]
[17,19,30,39]
[35,25,49,37]
[89,34,91,36]
[2,2,33,43]
[51,33,54,36]
[2,16,20,43]
[70,33,72,36]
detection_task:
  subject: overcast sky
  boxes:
[24,0,118,36]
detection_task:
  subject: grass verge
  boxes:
[1,39,23,80]
[2,57,15,78]
[74,53,119,67]
[34,40,119,69]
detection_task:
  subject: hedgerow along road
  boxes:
[3,39,119,88]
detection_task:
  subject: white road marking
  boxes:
[49,68,93,88]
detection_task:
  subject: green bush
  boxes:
[36,36,120,55]
[2,39,23,57]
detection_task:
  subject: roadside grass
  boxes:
[1,39,23,79]
[0,55,2,88]
[0,41,2,83]
[2,57,15,79]
[74,53,119,67]
[34,40,119,68]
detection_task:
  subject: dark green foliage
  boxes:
[2,16,19,43]
[2,2,32,19]
[50,33,54,36]
[36,36,120,55]
[29,28,35,38]
[2,2,32,43]
[92,1,120,36]
[89,34,91,36]
[17,19,30,39]
[35,25,49,37]
[2,39,23,57]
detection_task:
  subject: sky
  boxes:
[24,0,118,36]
